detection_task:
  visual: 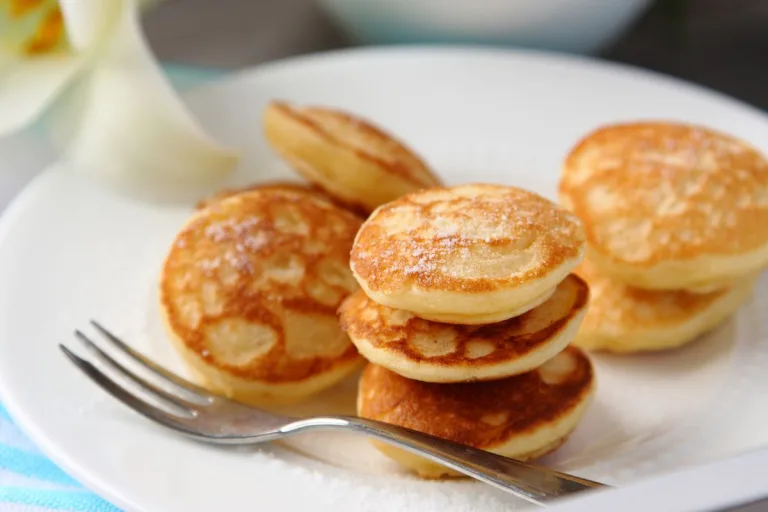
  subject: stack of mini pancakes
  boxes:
[559,122,768,353]
[339,183,596,477]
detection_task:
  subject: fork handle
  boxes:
[282,416,607,506]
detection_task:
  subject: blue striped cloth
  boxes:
[0,64,222,512]
[0,403,119,511]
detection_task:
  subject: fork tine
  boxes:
[74,330,202,413]
[89,320,214,402]
[60,345,203,436]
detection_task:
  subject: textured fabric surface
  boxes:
[0,404,121,511]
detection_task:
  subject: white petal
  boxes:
[58,0,124,49]
[53,0,240,203]
[0,0,89,137]
[0,54,82,137]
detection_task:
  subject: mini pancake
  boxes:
[160,188,364,406]
[573,259,756,353]
[560,121,768,291]
[263,101,442,213]
[339,275,589,382]
[350,184,586,324]
[357,347,595,478]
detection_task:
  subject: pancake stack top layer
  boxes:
[560,121,766,352]
[350,183,586,325]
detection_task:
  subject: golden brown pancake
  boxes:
[263,101,442,213]
[350,184,586,324]
[560,121,768,291]
[339,275,589,382]
[160,188,364,406]
[358,346,595,478]
[573,259,755,352]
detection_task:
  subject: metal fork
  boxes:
[60,321,607,507]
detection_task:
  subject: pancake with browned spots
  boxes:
[573,258,755,352]
[350,184,586,324]
[339,274,588,382]
[263,101,442,213]
[357,346,595,478]
[160,188,364,405]
[559,121,768,292]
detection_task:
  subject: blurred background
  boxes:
[142,0,768,109]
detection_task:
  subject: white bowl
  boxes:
[317,0,653,54]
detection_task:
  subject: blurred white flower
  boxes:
[0,0,240,203]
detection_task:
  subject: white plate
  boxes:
[1,47,768,512]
